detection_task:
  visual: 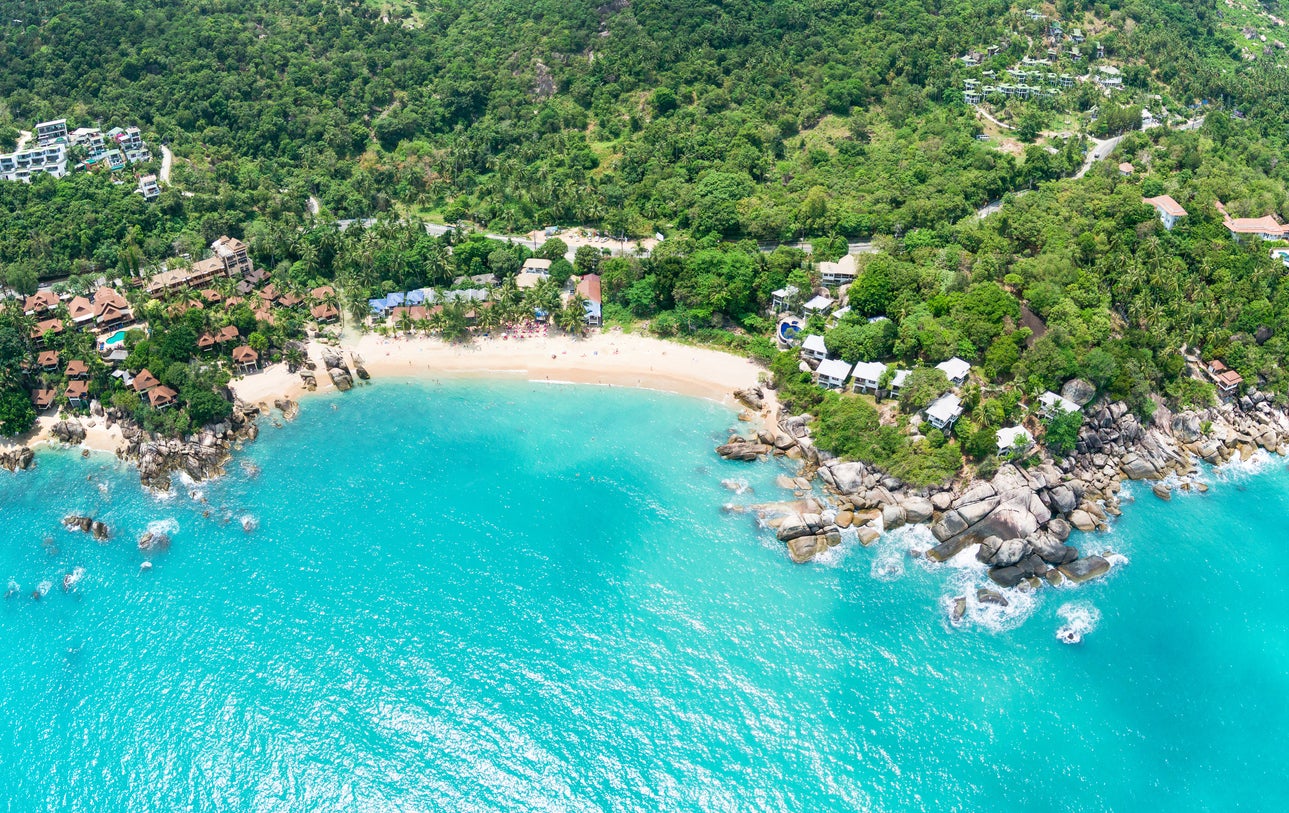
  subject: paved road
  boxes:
[159,145,173,184]
[15,130,31,151]
[1074,134,1124,179]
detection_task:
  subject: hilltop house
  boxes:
[1207,360,1243,397]
[1039,391,1082,419]
[936,357,971,386]
[138,174,160,201]
[802,293,834,317]
[148,385,177,410]
[818,254,858,287]
[770,285,799,313]
[0,144,68,182]
[887,368,912,396]
[996,426,1033,455]
[1143,195,1187,230]
[36,119,68,145]
[816,358,853,389]
[925,393,963,430]
[1215,200,1288,241]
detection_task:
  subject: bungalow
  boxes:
[137,174,160,201]
[37,350,60,371]
[996,426,1034,455]
[31,389,56,411]
[68,295,96,326]
[148,385,178,410]
[310,303,340,323]
[1039,391,1082,419]
[1143,195,1187,230]
[1207,360,1243,397]
[200,288,222,304]
[1214,200,1289,241]
[310,285,335,301]
[277,292,303,308]
[851,361,888,394]
[816,358,853,389]
[132,369,160,394]
[23,290,60,316]
[936,357,971,386]
[232,346,259,373]
[197,332,217,351]
[770,286,799,313]
[819,254,858,287]
[260,282,280,302]
[925,393,964,430]
[31,318,64,345]
[1117,162,1134,176]
[65,360,89,379]
[888,368,912,396]
[800,334,828,362]
[215,325,240,345]
[802,294,834,316]
[110,369,134,388]
[521,257,553,274]
[65,380,89,408]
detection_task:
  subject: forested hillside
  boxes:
[2,0,1284,271]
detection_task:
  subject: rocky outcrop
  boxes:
[716,437,771,461]
[734,387,764,411]
[0,446,34,472]
[274,399,300,421]
[51,420,86,445]
[1061,378,1096,406]
[329,368,353,391]
[116,402,261,491]
[63,515,109,541]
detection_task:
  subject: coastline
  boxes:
[2,331,773,467]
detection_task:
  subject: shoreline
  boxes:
[2,331,773,466]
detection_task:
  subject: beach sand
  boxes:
[230,330,770,410]
[11,331,768,459]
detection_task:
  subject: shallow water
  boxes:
[1,379,1287,811]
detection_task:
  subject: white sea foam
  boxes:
[147,518,180,537]
[35,580,52,597]
[240,515,259,533]
[1213,449,1280,482]
[1055,601,1101,644]
[812,527,861,568]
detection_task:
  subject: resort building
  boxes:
[851,361,887,394]
[132,369,160,394]
[68,296,96,326]
[1118,162,1134,176]
[23,290,60,316]
[65,380,89,408]
[996,426,1033,454]
[770,285,799,313]
[1272,248,1289,268]
[818,254,858,287]
[802,293,834,317]
[576,274,602,326]
[1207,360,1243,397]
[0,144,69,182]
[888,368,912,396]
[148,385,178,410]
[31,389,56,411]
[232,346,259,374]
[310,303,340,323]
[147,236,253,295]
[138,174,160,201]
[37,350,60,371]
[1039,391,1082,418]
[1215,200,1289,241]
[65,360,89,379]
[93,287,133,328]
[1143,195,1187,230]
[816,358,853,389]
[936,357,971,386]
[31,318,64,345]
[35,119,68,145]
[925,393,963,430]
[800,334,828,362]
[71,127,106,155]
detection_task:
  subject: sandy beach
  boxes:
[229,330,770,410]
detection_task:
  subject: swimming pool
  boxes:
[102,329,128,346]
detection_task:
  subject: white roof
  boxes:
[818,254,857,278]
[852,361,887,382]
[803,294,833,311]
[891,369,911,388]
[925,394,963,424]
[1039,391,1081,414]
[772,285,799,299]
[996,426,1033,450]
[936,357,971,381]
[521,258,552,271]
[829,306,851,321]
[801,334,828,354]
[816,358,853,380]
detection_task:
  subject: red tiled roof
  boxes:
[1143,195,1187,217]
[32,389,56,408]
[133,369,159,393]
[148,385,177,408]
[37,350,60,367]
[576,274,602,303]
[65,380,89,400]
[232,345,258,363]
[65,359,88,377]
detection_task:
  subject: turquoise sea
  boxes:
[2,379,1287,812]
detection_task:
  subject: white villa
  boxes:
[819,254,858,287]
[996,426,1033,454]
[851,361,887,394]
[802,293,834,316]
[0,144,68,182]
[1039,391,1082,419]
[888,368,912,396]
[936,356,971,386]
[1143,195,1187,230]
[925,393,963,429]
[800,334,828,362]
[816,358,853,389]
[770,285,798,313]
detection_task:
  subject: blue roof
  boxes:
[404,289,426,305]
[386,292,406,307]
[368,297,387,313]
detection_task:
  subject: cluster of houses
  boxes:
[25,286,133,347]
[1214,199,1289,241]
[0,118,153,184]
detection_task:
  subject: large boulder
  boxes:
[716,441,770,461]
[989,537,1029,567]
[828,462,867,494]
[52,420,86,444]
[786,535,823,564]
[1048,484,1078,515]
[931,510,969,542]
[734,387,763,410]
[900,496,934,524]
[1120,454,1158,480]
[1171,412,1203,444]
[775,514,813,542]
[1061,378,1097,407]
[1058,555,1111,583]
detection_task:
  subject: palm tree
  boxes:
[283,345,306,373]
[395,309,415,337]
[556,295,588,337]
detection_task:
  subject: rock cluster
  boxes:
[0,446,34,472]
[118,402,261,491]
[62,515,110,541]
[720,389,1289,592]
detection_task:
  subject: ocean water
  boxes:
[2,379,1288,812]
